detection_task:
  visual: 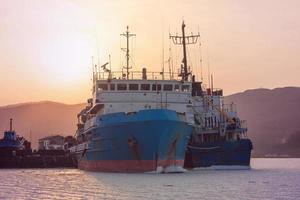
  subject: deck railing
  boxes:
[222,103,237,113]
[93,71,182,81]
[240,120,247,129]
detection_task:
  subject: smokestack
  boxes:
[142,68,147,80]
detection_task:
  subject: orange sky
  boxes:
[1,0,300,106]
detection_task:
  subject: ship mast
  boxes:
[170,21,200,81]
[121,26,136,79]
[10,118,13,131]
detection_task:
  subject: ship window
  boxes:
[152,84,161,91]
[117,84,127,90]
[129,84,139,90]
[110,84,115,90]
[163,84,173,91]
[174,85,180,92]
[141,84,150,91]
[182,85,190,92]
[98,84,108,91]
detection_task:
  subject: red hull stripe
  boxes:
[79,159,184,172]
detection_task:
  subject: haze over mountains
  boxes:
[226,87,300,157]
[0,102,85,149]
[0,87,299,156]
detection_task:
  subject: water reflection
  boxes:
[0,159,299,200]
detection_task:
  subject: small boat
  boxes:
[0,119,25,156]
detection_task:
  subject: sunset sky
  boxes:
[1,0,300,106]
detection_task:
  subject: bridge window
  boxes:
[129,84,139,90]
[141,84,150,91]
[182,85,190,92]
[110,84,115,90]
[152,84,161,91]
[117,84,127,90]
[163,84,173,91]
[174,85,180,92]
[98,84,108,91]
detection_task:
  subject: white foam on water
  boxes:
[163,165,187,173]
[145,165,186,173]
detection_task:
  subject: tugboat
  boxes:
[70,26,194,173]
[0,119,76,168]
[173,22,253,169]
[0,118,26,156]
[184,87,253,169]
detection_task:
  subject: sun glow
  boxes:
[1,0,300,106]
[41,34,95,87]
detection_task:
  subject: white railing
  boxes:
[240,120,247,129]
[222,103,237,113]
[202,88,223,96]
[93,71,182,81]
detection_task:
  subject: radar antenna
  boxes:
[170,21,200,81]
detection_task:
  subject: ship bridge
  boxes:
[91,70,192,114]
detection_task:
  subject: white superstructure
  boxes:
[79,70,195,129]
[93,73,192,114]
[75,24,197,139]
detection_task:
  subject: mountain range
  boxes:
[226,87,300,157]
[0,101,85,149]
[1,87,299,156]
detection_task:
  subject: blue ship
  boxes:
[73,109,192,172]
[185,139,252,168]
[0,119,24,156]
[70,25,194,173]
[185,80,253,168]
[71,22,252,172]
[169,21,252,169]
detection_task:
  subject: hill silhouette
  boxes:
[0,101,86,149]
[226,87,300,157]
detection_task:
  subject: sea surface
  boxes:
[0,158,299,200]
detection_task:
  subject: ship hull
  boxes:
[74,109,193,173]
[184,139,253,168]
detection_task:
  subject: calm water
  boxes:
[0,158,299,200]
